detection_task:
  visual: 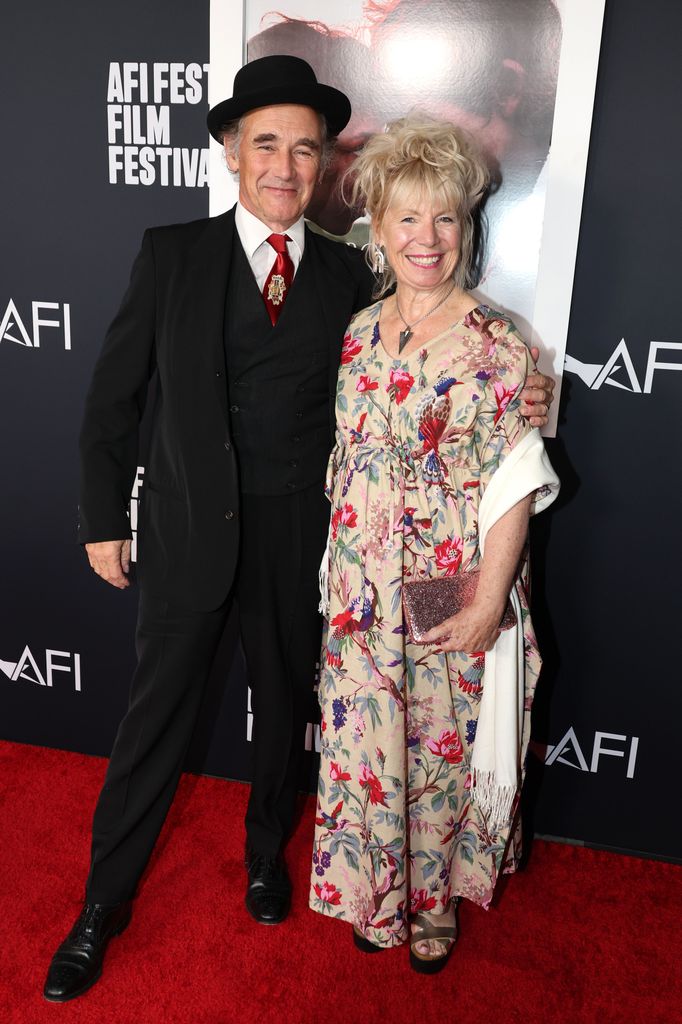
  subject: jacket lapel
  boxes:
[186,207,235,429]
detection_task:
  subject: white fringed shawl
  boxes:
[470,428,559,829]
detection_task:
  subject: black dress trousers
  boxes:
[86,482,328,904]
[237,484,329,857]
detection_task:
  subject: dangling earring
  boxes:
[371,242,385,276]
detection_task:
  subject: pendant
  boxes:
[398,328,412,352]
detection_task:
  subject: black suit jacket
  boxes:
[78,207,374,610]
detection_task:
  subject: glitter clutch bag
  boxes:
[402,571,517,644]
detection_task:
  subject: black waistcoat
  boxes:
[223,235,333,495]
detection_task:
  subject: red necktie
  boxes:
[262,233,294,326]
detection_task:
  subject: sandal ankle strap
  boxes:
[411,910,457,943]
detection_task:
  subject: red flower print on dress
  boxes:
[410,888,438,913]
[426,729,464,765]
[331,502,358,540]
[313,881,342,906]
[356,375,379,392]
[358,763,389,807]
[329,761,351,782]
[493,379,517,424]
[387,367,414,405]
[341,333,363,365]
[434,537,463,576]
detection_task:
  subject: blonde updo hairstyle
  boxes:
[347,115,489,294]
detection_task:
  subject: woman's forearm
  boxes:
[474,493,533,628]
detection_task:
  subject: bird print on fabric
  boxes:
[326,578,379,668]
[415,373,462,482]
[315,800,346,831]
[399,506,432,545]
[311,301,550,943]
[349,412,367,445]
[398,507,433,577]
[457,653,485,695]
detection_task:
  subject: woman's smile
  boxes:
[377,198,461,291]
[404,253,444,267]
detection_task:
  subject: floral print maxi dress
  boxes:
[309,301,543,948]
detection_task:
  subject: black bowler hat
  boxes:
[207,55,352,142]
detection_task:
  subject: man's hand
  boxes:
[520,346,556,428]
[85,539,132,589]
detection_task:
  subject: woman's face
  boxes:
[376,195,461,294]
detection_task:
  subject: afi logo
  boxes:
[0,646,82,691]
[565,338,682,393]
[533,727,639,779]
[0,299,72,349]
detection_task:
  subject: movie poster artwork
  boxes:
[246,0,563,343]
[203,0,604,432]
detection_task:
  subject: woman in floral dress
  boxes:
[310,116,559,972]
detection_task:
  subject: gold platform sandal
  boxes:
[409,903,458,974]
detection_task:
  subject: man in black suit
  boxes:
[44,56,553,1002]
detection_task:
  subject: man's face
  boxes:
[225,104,323,232]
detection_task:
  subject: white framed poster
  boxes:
[209,0,605,435]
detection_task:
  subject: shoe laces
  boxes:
[249,852,277,873]
[77,903,111,938]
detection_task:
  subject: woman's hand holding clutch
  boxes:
[422,493,534,653]
[422,601,503,654]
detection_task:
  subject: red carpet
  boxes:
[1,740,680,1024]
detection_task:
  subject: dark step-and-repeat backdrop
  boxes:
[2,0,680,863]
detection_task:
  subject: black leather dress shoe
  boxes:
[43,901,132,1002]
[245,849,291,924]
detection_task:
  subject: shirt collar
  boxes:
[235,202,305,260]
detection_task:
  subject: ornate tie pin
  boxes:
[267,275,286,305]
[262,233,294,326]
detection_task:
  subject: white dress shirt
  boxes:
[234,202,305,292]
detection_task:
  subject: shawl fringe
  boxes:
[471,769,517,831]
